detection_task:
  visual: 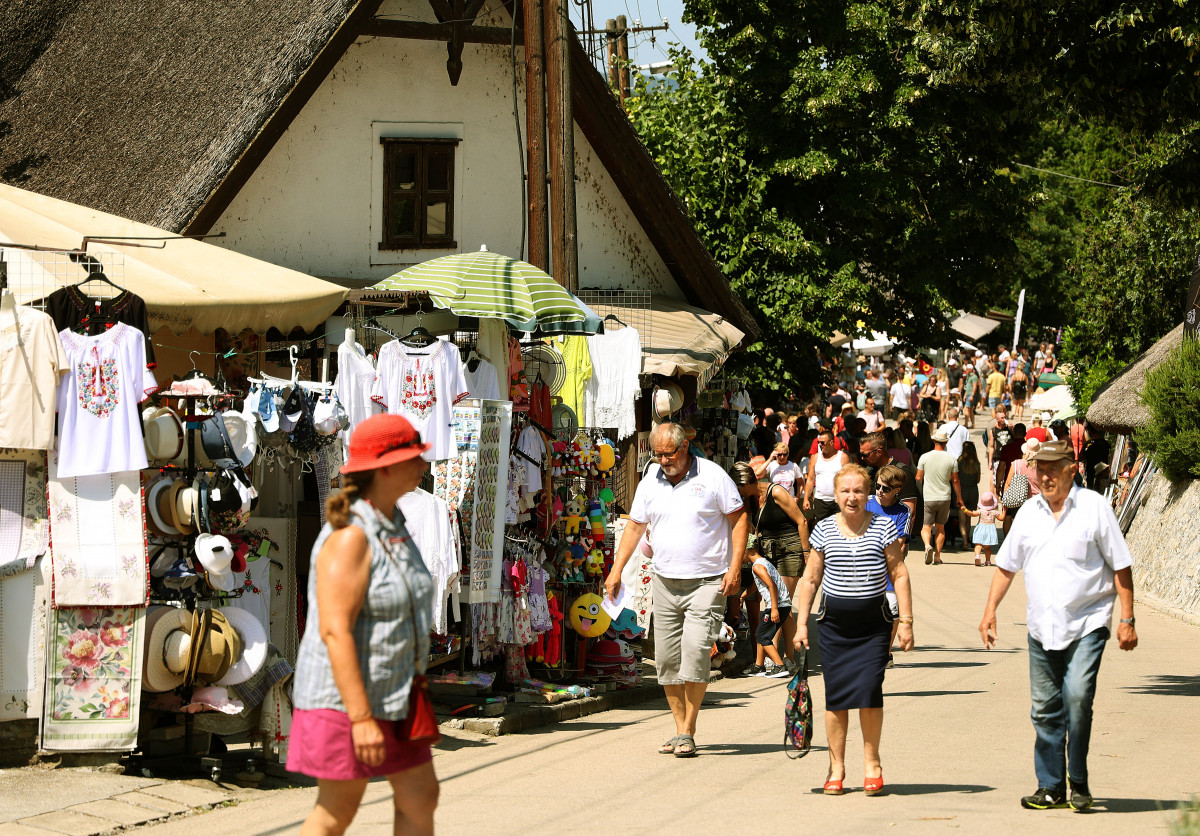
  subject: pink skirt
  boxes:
[287,708,433,781]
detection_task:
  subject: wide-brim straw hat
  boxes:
[213,607,268,686]
[143,606,191,692]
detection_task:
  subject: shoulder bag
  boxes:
[1001,468,1030,509]
[368,510,440,745]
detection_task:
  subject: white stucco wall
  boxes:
[211,0,683,298]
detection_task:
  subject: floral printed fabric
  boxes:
[0,449,49,579]
[41,605,145,751]
[48,454,148,607]
[0,555,50,722]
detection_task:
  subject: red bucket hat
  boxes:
[340,414,431,474]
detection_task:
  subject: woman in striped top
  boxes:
[794,463,914,798]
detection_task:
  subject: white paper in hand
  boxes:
[601,585,630,620]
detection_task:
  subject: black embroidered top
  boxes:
[46,286,156,366]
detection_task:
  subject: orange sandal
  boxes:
[823,779,844,796]
[864,775,885,796]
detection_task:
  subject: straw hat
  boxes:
[143,606,191,692]
[653,382,684,419]
[213,607,268,686]
[143,406,186,465]
[171,483,197,536]
[145,476,181,537]
[184,608,243,687]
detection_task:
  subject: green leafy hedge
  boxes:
[1134,335,1200,482]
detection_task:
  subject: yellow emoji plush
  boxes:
[568,593,611,637]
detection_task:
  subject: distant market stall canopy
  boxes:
[0,184,348,335]
[950,312,1002,342]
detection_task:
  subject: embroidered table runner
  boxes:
[0,555,50,722]
[0,449,49,579]
[48,453,148,606]
[41,605,146,751]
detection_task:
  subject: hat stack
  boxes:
[585,639,639,685]
[143,605,268,693]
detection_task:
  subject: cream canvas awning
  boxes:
[950,312,1002,341]
[0,184,348,335]
[587,294,745,385]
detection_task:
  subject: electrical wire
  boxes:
[510,7,527,261]
[1012,162,1128,189]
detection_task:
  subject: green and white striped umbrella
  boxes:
[370,247,586,325]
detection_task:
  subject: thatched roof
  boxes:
[1086,323,1184,435]
[0,0,361,232]
[0,0,760,338]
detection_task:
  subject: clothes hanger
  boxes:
[602,313,626,327]
[399,299,437,347]
[69,254,125,298]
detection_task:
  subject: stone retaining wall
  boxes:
[1123,472,1200,622]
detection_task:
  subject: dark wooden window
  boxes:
[380,138,459,250]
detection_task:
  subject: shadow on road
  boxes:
[700,741,828,757]
[894,660,987,669]
[883,689,986,698]
[836,782,995,796]
[1123,674,1200,697]
[1097,797,1193,814]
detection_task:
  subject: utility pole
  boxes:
[524,0,549,272]
[587,18,670,108]
[615,15,631,103]
[543,0,578,292]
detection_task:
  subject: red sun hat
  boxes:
[340,414,431,474]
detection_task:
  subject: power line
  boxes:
[1012,162,1128,189]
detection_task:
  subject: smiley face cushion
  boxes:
[568,593,611,637]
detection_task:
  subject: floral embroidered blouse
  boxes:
[370,339,468,462]
[55,323,159,478]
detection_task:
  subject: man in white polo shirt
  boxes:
[605,422,747,758]
[979,440,1138,812]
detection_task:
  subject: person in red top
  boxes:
[1025,413,1050,444]
[1069,419,1087,461]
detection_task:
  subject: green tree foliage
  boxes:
[906,0,1200,206]
[1007,120,1137,332]
[1059,194,1200,410]
[1134,335,1200,482]
[626,3,1036,392]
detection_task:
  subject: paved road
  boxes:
[130,543,1200,836]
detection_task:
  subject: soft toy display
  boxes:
[567,593,611,637]
[572,433,596,473]
[562,495,586,539]
[607,607,646,640]
[587,497,606,540]
[595,437,617,475]
[584,546,605,576]
[551,440,569,478]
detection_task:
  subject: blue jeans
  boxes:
[1027,626,1109,790]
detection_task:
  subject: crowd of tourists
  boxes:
[649,342,1130,810]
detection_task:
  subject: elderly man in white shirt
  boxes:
[605,423,748,758]
[936,407,968,459]
[979,440,1138,813]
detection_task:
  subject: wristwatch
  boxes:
[1119,617,1136,626]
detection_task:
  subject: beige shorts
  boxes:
[652,574,727,685]
[923,499,952,526]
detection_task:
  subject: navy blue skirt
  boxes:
[815,594,892,711]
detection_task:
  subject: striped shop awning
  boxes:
[369,247,587,326]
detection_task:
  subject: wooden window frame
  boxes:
[380,137,459,250]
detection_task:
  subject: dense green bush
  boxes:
[1134,336,1200,482]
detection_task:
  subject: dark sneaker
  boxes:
[1021,788,1067,810]
[741,664,764,677]
[768,663,792,678]
[1069,781,1093,811]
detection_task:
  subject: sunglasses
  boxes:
[876,483,900,493]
